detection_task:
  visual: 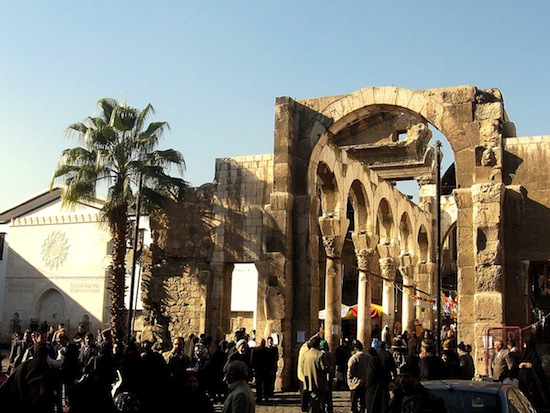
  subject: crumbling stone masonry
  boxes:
[142,86,550,387]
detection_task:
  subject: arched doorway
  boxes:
[36,288,66,329]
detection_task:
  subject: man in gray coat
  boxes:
[491,339,512,382]
[222,360,255,413]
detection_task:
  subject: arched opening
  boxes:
[377,199,394,245]
[230,263,259,336]
[36,288,67,331]
[317,162,339,216]
[399,212,413,254]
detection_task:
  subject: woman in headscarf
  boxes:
[192,341,212,391]
[518,339,548,410]
[0,354,53,413]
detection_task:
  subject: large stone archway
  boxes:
[298,86,515,373]
[145,85,543,389]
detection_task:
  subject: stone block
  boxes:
[457,294,475,320]
[474,292,504,323]
[471,183,505,204]
[434,86,477,104]
[475,102,503,120]
[457,266,475,295]
[475,264,503,292]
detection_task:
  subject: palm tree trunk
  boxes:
[109,203,129,337]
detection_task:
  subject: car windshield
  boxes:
[431,389,500,413]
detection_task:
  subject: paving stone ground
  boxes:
[214,389,352,413]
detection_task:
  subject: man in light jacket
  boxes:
[301,335,329,413]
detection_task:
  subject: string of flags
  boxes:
[411,293,458,316]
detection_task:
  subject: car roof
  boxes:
[423,379,507,394]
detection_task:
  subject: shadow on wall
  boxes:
[1,248,102,343]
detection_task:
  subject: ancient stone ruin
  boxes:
[141,86,550,388]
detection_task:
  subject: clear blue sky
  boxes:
[1,2,549,212]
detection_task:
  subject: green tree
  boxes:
[51,98,187,337]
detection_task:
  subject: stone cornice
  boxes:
[12,214,103,227]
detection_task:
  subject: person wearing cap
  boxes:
[225,338,253,381]
[457,341,475,379]
[419,339,446,381]
[388,362,449,413]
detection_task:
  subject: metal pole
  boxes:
[127,173,143,343]
[435,141,442,355]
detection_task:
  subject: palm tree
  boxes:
[51,98,187,337]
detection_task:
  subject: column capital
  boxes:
[355,248,377,271]
[379,257,398,279]
[352,231,379,271]
[319,215,349,258]
[321,235,345,259]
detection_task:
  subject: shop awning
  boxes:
[319,303,382,320]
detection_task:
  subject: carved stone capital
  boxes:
[351,231,379,270]
[379,257,397,279]
[319,215,349,258]
[322,235,345,259]
[355,248,377,271]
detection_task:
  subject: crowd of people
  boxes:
[0,324,277,413]
[1,320,549,413]
[298,323,549,413]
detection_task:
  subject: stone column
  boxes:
[399,253,417,334]
[351,232,378,347]
[379,257,398,331]
[471,183,506,375]
[319,216,348,352]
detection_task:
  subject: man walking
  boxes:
[347,340,370,413]
[301,335,329,413]
[222,360,255,413]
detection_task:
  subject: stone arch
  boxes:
[347,180,370,233]
[417,224,430,263]
[399,212,413,254]
[310,86,480,192]
[316,161,340,216]
[36,288,67,328]
[376,198,394,245]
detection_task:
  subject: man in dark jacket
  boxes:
[457,341,475,379]
[389,363,449,413]
[418,339,446,381]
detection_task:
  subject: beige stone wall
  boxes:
[144,154,274,346]
[144,86,550,387]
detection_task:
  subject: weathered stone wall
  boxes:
[503,136,550,328]
[142,184,218,344]
[143,154,275,347]
[142,86,550,387]
[504,136,550,259]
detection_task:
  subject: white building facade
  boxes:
[0,189,123,343]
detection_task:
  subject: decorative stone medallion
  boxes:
[42,231,69,270]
